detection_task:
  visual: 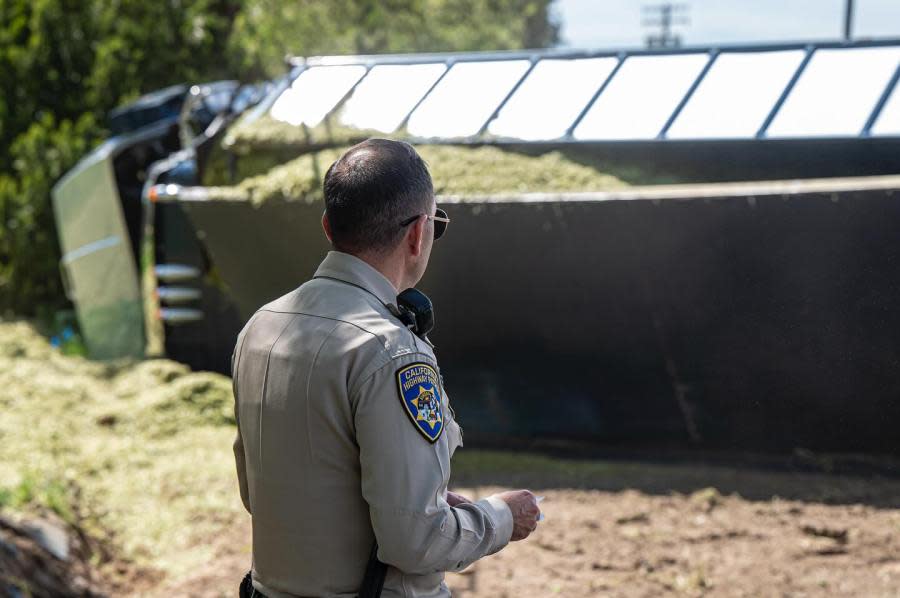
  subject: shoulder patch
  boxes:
[396,362,444,443]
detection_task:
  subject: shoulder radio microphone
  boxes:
[396,288,434,338]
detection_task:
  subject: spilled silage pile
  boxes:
[0,321,243,583]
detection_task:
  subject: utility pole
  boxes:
[844,0,855,41]
[642,3,690,49]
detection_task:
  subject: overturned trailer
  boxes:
[53,41,900,454]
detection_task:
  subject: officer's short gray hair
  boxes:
[323,139,434,254]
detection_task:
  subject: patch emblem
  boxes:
[396,363,444,443]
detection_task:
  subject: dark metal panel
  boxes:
[181,179,900,454]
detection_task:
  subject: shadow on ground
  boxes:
[450,449,900,509]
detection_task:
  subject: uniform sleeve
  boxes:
[353,354,514,575]
[231,326,252,514]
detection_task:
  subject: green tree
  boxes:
[0,113,98,315]
[85,0,239,113]
[0,0,238,157]
[0,0,239,316]
[0,0,96,173]
[230,0,560,79]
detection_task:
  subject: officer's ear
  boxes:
[322,211,334,243]
[405,214,427,257]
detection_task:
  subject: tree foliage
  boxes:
[230,0,560,78]
[0,113,98,316]
[0,0,238,315]
[0,0,559,316]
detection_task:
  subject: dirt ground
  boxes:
[143,461,900,598]
[445,487,900,598]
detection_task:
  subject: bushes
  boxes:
[0,113,98,315]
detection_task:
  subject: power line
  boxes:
[844,0,855,41]
[642,3,690,49]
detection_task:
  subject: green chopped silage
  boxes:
[223,114,369,155]
[421,145,630,195]
[207,110,670,192]
[207,144,633,206]
[0,320,241,576]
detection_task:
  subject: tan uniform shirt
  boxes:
[232,251,513,598]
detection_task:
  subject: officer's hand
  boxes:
[446,491,473,507]
[495,490,540,541]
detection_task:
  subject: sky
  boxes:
[556,0,900,49]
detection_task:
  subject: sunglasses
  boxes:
[399,207,450,240]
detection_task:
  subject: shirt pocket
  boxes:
[446,418,463,458]
[438,372,463,456]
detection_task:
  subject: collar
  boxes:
[313,251,399,309]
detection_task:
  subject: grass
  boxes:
[0,475,75,524]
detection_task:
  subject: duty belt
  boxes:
[239,542,387,598]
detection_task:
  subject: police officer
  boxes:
[232,138,541,598]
